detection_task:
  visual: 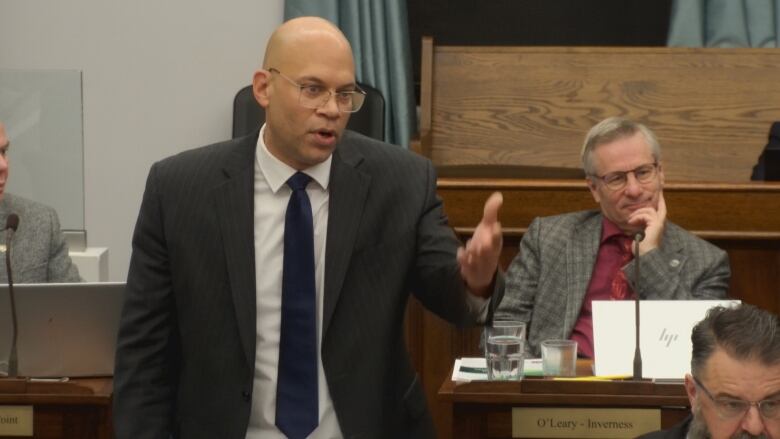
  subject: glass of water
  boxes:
[485,320,526,380]
[541,339,578,377]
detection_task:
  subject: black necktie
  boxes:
[276,172,318,438]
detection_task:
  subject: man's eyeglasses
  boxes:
[269,68,366,113]
[589,162,659,191]
[692,375,780,420]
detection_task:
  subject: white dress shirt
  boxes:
[245,125,490,438]
[246,125,343,439]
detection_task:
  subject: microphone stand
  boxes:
[6,221,18,377]
[632,232,644,381]
[3,214,19,379]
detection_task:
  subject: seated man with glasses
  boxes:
[638,304,780,439]
[495,116,730,358]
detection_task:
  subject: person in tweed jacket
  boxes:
[495,117,730,358]
[0,121,81,283]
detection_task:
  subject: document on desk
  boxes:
[452,357,543,382]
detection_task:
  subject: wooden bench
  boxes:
[416,37,780,181]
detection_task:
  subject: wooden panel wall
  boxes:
[405,179,780,438]
[418,40,780,182]
[407,0,673,101]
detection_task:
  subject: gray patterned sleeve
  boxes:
[495,217,543,325]
[45,205,82,282]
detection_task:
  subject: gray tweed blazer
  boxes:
[0,193,81,283]
[495,210,730,357]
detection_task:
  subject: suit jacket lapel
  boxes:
[322,145,369,336]
[214,134,257,368]
[564,213,601,336]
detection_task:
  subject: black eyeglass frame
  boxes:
[692,374,780,420]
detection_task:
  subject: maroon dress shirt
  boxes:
[570,218,634,358]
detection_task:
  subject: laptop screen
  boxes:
[592,299,740,379]
[0,282,125,378]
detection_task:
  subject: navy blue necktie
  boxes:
[276,172,318,439]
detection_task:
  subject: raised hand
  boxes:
[457,192,503,297]
[627,191,667,255]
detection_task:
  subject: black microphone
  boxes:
[632,230,644,380]
[5,213,19,378]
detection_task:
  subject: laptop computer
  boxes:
[0,282,125,378]
[592,299,740,380]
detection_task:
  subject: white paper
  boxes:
[451,357,544,382]
[592,300,740,379]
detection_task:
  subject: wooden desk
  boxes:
[0,378,112,439]
[438,362,689,439]
[404,178,780,438]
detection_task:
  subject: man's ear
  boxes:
[252,69,272,108]
[684,373,698,410]
[587,178,601,204]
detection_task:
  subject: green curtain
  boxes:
[668,0,780,47]
[284,0,416,148]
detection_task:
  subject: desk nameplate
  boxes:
[0,405,33,436]
[512,407,660,438]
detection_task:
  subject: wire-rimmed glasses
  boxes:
[269,68,366,113]
[589,162,659,191]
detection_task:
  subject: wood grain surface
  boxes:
[405,178,780,438]
[420,39,780,182]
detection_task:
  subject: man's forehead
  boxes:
[266,20,355,84]
[278,53,356,88]
[270,24,352,65]
[592,134,653,167]
[594,132,650,153]
[703,349,780,396]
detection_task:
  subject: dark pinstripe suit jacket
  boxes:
[113,130,501,439]
[495,210,730,357]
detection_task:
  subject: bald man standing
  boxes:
[113,17,504,439]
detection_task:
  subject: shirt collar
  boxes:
[600,216,628,244]
[255,124,332,193]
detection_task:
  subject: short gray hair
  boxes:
[581,117,661,176]
[690,304,780,378]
